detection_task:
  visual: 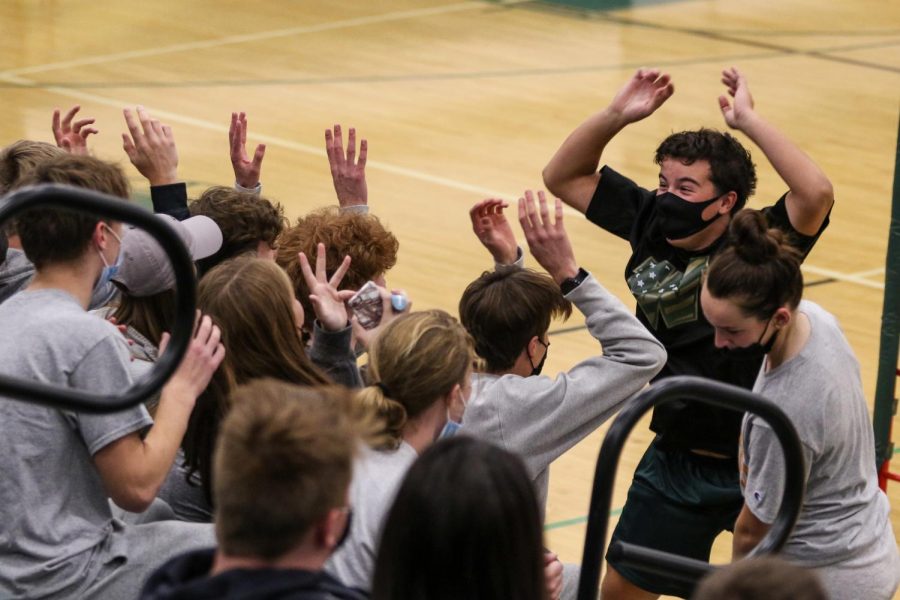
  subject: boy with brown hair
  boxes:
[141,380,376,600]
[189,186,286,276]
[0,154,225,599]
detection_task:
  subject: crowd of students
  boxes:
[0,66,897,600]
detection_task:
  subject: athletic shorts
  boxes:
[605,437,743,598]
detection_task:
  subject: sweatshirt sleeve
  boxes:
[491,274,666,479]
[309,321,364,389]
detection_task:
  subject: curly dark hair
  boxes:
[276,207,399,331]
[655,128,757,212]
[189,186,286,276]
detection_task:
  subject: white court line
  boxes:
[1,2,490,77]
[847,266,885,278]
[802,264,885,290]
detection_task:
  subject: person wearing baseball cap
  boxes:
[106,214,223,396]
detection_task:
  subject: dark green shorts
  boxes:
[605,438,743,598]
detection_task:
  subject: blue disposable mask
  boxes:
[95,225,123,293]
[439,417,462,439]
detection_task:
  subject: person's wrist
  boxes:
[492,247,518,265]
[551,262,579,285]
[148,171,178,186]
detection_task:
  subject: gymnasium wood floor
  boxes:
[2,0,899,597]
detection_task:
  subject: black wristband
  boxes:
[560,267,589,295]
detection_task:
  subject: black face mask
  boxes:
[720,318,779,363]
[528,339,549,376]
[656,191,723,240]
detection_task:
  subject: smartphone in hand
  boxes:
[347,281,383,330]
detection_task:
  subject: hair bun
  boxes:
[728,210,782,265]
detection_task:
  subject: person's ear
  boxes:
[317,507,345,550]
[92,221,108,250]
[719,191,738,214]
[773,306,792,330]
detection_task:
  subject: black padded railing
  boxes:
[576,375,805,600]
[0,183,196,413]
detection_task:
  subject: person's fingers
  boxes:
[195,314,214,344]
[211,342,226,366]
[314,242,328,282]
[121,133,136,158]
[230,117,242,157]
[347,127,357,164]
[61,105,79,130]
[537,190,550,228]
[553,197,564,230]
[71,118,95,134]
[136,106,154,137]
[52,108,62,139]
[123,108,142,144]
[298,251,317,288]
[358,138,367,168]
[330,255,352,288]
[333,124,344,163]
[229,112,237,142]
[517,196,530,230]
[149,119,164,140]
[239,112,248,146]
[336,289,356,302]
[161,124,174,141]
[158,331,171,355]
[80,127,99,139]
[251,144,266,168]
[207,321,222,350]
[718,95,731,115]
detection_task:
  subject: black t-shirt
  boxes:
[586,166,829,455]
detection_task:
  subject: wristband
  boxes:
[559,268,589,295]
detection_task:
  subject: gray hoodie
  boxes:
[461,259,667,511]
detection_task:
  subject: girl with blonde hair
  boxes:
[326,309,474,592]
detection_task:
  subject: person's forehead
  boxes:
[659,158,713,183]
[700,284,745,326]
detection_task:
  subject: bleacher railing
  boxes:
[576,376,806,600]
[0,184,196,412]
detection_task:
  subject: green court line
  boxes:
[545,508,622,531]
[894,446,900,455]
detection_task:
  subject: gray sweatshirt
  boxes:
[460,267,666,512]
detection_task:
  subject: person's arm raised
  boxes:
[92,315,225,512]
[718,67,833,235]
[543,68,674,214]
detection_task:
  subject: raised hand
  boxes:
[718,67,756,131]
[52,106,98,155]
[518,190,578,285]
[608,68,674,124]
[229,111,266,189]
[325,124,367,208]
[159,313,226,404]
[299,242,353,332]
[470,199,518,264]
[122,106,178,186]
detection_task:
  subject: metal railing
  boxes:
[576,376,806,600]
[0,184,196,413]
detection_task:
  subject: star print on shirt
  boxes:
[626,256,710,330]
